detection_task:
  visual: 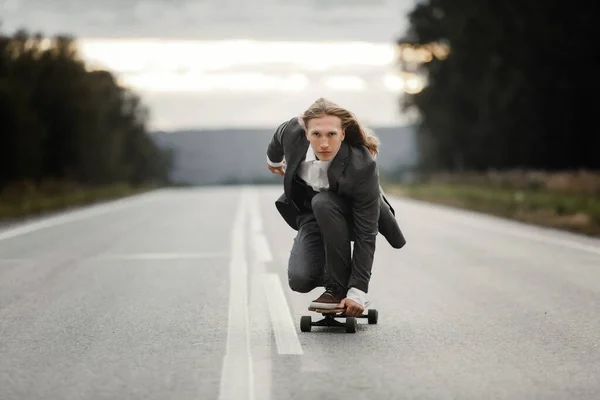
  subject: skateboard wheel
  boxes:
[345,317,357,333]
[367,309,378,324]
[300,316,312,332]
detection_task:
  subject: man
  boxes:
[266,98,406,317]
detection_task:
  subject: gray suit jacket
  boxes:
[267,117,406,265]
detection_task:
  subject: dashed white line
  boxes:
[252,234,273,263]
[248,189,273,262]
[263,273,304,355]
[249,191,264,234]
[99,252,228,260]
[245,189,303,355]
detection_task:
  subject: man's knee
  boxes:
[288,272,318,293]
[311,192,351,234]
[311,192,342,216]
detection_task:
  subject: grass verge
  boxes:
[384,182,600,237]
[0,181,156,223]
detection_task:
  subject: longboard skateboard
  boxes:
[300,306,378,333]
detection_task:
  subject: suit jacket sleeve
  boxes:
[266,119,290,164]
[348,160,380,293]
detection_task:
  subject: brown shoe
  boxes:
[309,286,346,310]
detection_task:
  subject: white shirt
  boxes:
[298,145,332,191]
[267,145,330,190]
[267,147,368,308]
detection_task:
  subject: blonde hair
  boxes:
[299,97,379,157]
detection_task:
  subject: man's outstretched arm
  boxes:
[266,119,290,175]
[341,160,380,316]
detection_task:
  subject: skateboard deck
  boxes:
[308,307,346,314]
[308,300,372,314]
[301,306,379,333]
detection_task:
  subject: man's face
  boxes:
[305,115,345,161]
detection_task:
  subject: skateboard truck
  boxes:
[300,307,378,333]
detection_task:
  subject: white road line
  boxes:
[0,191,161,242]
[99,252,228,260]
[245,190,273,400]
[391,197,600,257]
[248,259,272,400]
[455,217,600,256]
[263,273,304,355]
[249,190,263,234]
[218,189,254,400]
[248,189,273,262]
[245,189,302,355]
[252,234,273,263]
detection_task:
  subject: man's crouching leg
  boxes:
[288,212,326,293]
[308,191,353,309]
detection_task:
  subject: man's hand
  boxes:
[267,161,285,176]
[339,298,364,317]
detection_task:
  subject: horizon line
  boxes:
[149,122,414,133]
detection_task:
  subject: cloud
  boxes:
[2,0,417,129]
[2,0,415,41]
[140,90,408,131]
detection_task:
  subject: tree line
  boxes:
[398,0,598,172]
[0,26,172,191]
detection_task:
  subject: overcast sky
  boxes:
[2,0,418,130]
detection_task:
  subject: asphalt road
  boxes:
[1,186,599,400]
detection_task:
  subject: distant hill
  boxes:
[150,125,417,186]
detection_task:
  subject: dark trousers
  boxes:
[287,190,355,294]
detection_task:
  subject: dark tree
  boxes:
[398,0,600,171]
[0,26,172,190]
